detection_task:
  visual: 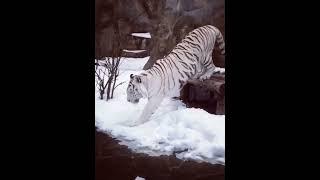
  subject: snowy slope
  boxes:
[95,57,225,165]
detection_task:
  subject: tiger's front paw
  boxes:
[199,75,210,81]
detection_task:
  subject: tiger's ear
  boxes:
[130,74,134,79]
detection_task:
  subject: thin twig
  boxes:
[114,81,126,89]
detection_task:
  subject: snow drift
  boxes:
[95,57,225,164]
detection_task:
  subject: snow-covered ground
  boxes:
[131,32,151,39]
[95,57,225,165]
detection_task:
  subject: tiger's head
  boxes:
[126,74,147,104]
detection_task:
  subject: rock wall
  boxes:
[95,0,225,67]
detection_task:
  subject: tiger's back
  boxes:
[144,25,225,97]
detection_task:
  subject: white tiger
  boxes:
[126,25,225,126]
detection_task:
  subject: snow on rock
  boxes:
[123,49,147,53]
[95,57,225,165]
[131,32,151,39]
[214,67,225,74]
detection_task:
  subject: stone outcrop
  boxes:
[180,73,225,115]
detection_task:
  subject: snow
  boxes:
[95,57,225,165]
[131,32,151,39]
[135,176,145,180]
[95,57,149,71]
[123,49,147,53]
[214,67,225,74]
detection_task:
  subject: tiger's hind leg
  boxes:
[199,62,216,81]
